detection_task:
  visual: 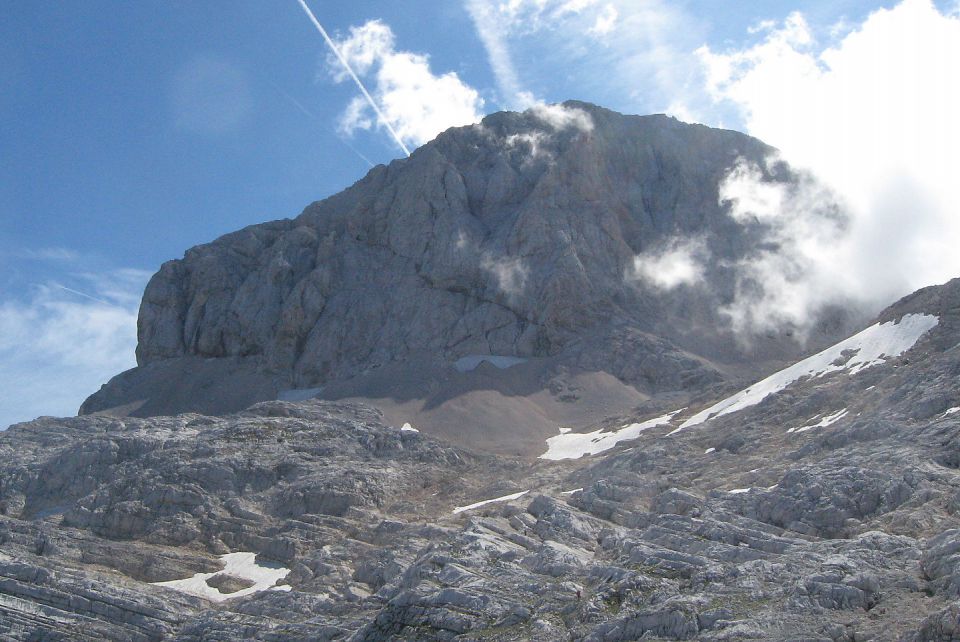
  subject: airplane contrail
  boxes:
[272,86,377,168]
[51,284,111,305]
[293,0,411,157]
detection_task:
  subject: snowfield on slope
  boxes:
[539,410,682,460]
[671,314,938,434]
[787,408,849,434]
[152,552,291,602]
[453,490,529,514]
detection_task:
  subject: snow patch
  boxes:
[453,490,529,515]
[727,487,752,494]
[672,314,937,434]
[560,488,583,495]
[704,447,716,454]
[538,410,682,461]
[400,423,419,433]
[152,552,290,602]
[787,408,849,434]
[277,388,322,402]
[454,355,527,373]
[942,407,960,417]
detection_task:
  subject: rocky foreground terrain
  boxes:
[4,103,960,640]
[4,278,960,640]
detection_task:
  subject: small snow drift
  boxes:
[453,490,529,514]
[787,408,849,434]
[278,388,323,402]
[539,410,681,460]
[151,552,290,602]
[672,314,938,433]
[453,355,528,373]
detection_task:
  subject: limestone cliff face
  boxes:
[130,103,789,393]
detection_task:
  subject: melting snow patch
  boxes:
[539,410,682,460]
[454,355,527,373]
[453,490,529,515]
[704,447,716,454]
[942,407,960,417]
[727,488,752,494]
[787,409,849,434]
[277,388,322,402]
[151,552,290,602]
[400,423,419,432]
[672,314,937,434]
[560,488,583,495]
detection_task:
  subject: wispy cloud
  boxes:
[464,0,533,109]
[630,237,708,291]
[464,0,706,119]
[0,267,150,430]
[699,0,960,331]
[717,158,850,338]
[320,18,484,150]
[10,247,81,262]
[481,253,529,300]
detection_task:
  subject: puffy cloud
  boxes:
[717,159,850,338]
[699,0,960,330]
[328,20,484,148]
[630,237,708,291]
[528,102,594,131]
[0,268,150,429]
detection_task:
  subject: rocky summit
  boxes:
[3,103,959,641]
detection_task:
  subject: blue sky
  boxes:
[2,0,959,428]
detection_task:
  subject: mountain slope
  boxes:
[80,102,856,455]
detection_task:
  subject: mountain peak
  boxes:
[82,103,850,455]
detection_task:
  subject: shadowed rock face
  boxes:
[83,102,857,426]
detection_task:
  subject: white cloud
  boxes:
[528,102,594,131]
[717,159,850,337]
[170,56,252,135]
[630,237,708,291]
[699,0,960,329]
[0,269,150,430]
[328,20,484,148]
[588,4,619,36]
